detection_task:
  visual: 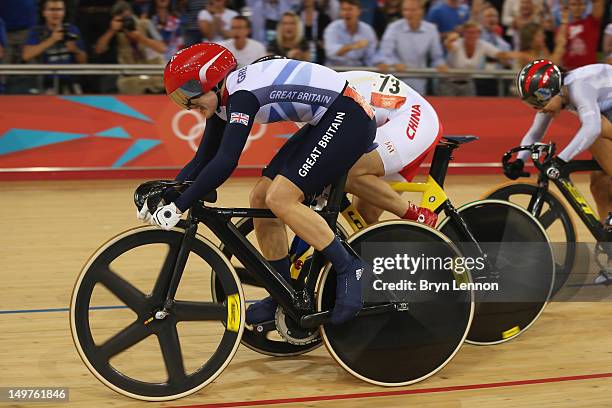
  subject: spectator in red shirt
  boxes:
[562,0,603,69]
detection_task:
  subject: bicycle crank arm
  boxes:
[300,303,397,328]
[250,319,277,334]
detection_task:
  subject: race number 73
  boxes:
[377,74,401,94]
[371,74,407,109]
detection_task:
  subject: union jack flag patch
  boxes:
[230,112,250,126]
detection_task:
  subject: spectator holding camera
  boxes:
[95,1,167,94]
[22,0,87,64]
[22,0,87,94]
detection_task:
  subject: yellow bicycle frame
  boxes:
[290,176,448,278]
[342,175,448,233]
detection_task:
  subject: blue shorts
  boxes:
[262,94,376,195]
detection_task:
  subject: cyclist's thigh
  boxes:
[376,103,442,180]
[588,113,612,176]
[262,124,311,181]
[276,97,376,195]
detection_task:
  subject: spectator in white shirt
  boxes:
[374,0,448,95]
[198,0,238,42]
[441,20,515,95]
[323,0,378,66]
[476,3,512,95]
[220,15,268,67]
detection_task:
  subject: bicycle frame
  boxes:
[188,192,342,324]
[527,160,609,243]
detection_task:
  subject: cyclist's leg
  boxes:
[246,128,311,324]
[250,177,289,260]
[352,196,385,225]
[346,103,442,225]
[265,94,377,324]
[346,150,410,221]
[251,126,307,260]
[589,171,611,223]
[587,114,612,222]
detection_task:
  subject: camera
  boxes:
[61,23,79,42]
[121,16,137,32]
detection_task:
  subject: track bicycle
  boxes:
[486,142,612,294]
[212,136,556,358]
[70,158,476,400]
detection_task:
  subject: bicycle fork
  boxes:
[151,221,198,321]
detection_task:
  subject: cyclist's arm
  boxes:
[176,114,226,181]
[517,112,553,161]
[162,114,226,203]
[557,84,602,162]
[173,91,260,212]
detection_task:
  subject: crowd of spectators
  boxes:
[0,0,610,95]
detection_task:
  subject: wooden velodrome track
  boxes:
[2,173,611,407]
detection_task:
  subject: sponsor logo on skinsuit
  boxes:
[406,104,421,140]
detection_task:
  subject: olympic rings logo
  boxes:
[171,110,267,152]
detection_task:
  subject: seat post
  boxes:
[429,142,456,188]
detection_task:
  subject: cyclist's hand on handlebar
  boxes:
[504,158,529,180]
[151,202,183,230]
[137,196,164,224]
[542,156,567,180]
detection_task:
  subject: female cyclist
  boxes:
[506,60,612,225]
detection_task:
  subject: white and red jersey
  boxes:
[339,71,442,180]
[218,58,347,125]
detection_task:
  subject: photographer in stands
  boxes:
[95,0,167,94]
[22,0,87,94]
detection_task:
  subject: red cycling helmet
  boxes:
[516,59,562,109]
[164,42,237,110]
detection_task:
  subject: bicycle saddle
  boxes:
[442,135,479,145]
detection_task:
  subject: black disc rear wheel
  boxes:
[439,200,555,345]
[318,221,474,385]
